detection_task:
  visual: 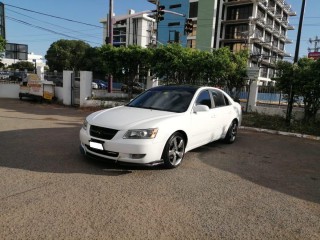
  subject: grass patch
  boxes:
[242,112,320,136]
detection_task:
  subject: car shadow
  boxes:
[0,127,164,177]
[192,130,320,204]
[0,98,96,119]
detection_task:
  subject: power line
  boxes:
[4,3,103,29]
[6,9,101,40]
[6,16,101,45]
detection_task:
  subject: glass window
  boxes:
[227,4,253,20]
[196,91,212,108]
[170,4,181,9]
[189,2,198,18]
[225,24,248,39]
[211,90,226,107]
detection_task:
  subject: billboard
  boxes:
[308,52,320,60]
[5,43,28,60]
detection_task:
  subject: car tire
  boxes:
[224,120,238,144]
[162,132,185,169]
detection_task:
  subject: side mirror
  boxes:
[193,105,209,113]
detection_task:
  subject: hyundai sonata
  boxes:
[80,85,241,168]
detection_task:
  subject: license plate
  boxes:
[90,141,104,150]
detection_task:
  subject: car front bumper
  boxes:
[79,128,165,165]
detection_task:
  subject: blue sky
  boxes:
[2,0,320,60]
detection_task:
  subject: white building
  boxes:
[1,52,46,68]
[100,9,156,48]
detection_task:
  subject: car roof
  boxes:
[150,85,201,92]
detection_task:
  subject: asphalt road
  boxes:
[0,98,319,240]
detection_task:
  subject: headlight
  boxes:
[123,128,158,139]
[82,119,88,130]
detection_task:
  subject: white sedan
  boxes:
[79,85,242,168]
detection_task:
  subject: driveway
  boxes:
[0,98,319,239]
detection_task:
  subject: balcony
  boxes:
[223,0,260,6]
[287,24,295,30]
[283,3,297,16]
[221,19,250,24]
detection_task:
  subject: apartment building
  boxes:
[100,9,156,48]
[149,0,296,84]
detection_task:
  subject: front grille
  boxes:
[85,145,119,158]
[90,125,118,140]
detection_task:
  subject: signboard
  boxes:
[308,52,320,60]
[246,67,260,79]
[5,43,28,60]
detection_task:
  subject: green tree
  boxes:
[151,43,187,84]
[0,36,6,53]
[45,39,91,71]
[274,60,298,123]
[82,47,108,78]
[101,44,152,98]
[296,58,320,122]
[275,58,320,122]
[0,36,7,67]
[8,61,35,72]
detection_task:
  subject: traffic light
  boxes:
[184,18,193,34]
[157,5,165,22]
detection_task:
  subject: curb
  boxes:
[239,126,320,141]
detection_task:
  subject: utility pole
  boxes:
[286,0,306,124]
[108,0,113,45]
[108,0,113,92]
[308,36,320,52]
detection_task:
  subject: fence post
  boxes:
[63,70,73,106]
[247,80,259,112]
[80,71,92,107]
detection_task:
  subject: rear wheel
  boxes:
[162,132,185,169]
[224,120,238,144]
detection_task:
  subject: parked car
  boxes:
[80,85,242,169]
[9,72,27,82]
[121,82,145,93]
[92,79,108,89]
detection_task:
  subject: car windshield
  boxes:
[127,87,196,113]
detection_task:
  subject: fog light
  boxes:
[131,154,146,159]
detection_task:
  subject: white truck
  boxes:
[19,74,56,101]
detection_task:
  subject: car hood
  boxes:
[87,106,180,130]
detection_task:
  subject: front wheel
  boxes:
[162,132,185,169]
[224,120,238,144]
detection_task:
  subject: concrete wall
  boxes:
[0,83,20,98]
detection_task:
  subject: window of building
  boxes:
[168,22,180,27]
[266,15,273,26]
[269,68,275,78]
[170,4,181,9]
[225,24,248,39]
[263,48,270,59]
[253,43,262,56]
[275,5,282,16]
[260,67,268,78]
[189,2,198,18]
[269,0,276,8]
[227,4,253,20]
[187,39,196,49]
[257,7,265,19]
[265,32,272,42]
[279,41,284,50]
[273,37,279,47]
[255,26,264,38]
